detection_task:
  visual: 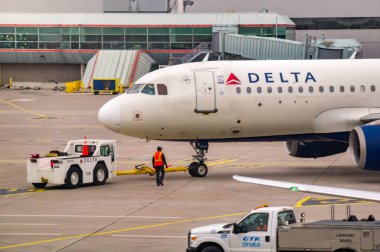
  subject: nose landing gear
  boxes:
[188,140,209,177]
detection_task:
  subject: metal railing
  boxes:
[172,42,212,65]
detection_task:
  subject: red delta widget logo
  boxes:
[226,73,241,85]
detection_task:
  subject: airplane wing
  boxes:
[232,175,380,202]
[360,114,380,124]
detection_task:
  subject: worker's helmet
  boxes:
[157,146,163,151]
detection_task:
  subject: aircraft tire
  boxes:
[195,163,208,177]
[189,162,208,177]
[32,182,47,189]
[93,163,108,185]
[188,162,198,177]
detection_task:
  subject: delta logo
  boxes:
[226,73,241,85]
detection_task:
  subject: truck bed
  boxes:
[278,220,380,251]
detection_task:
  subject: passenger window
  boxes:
[238,213,269,232]
[267,87,272,94]
[141,84,155,95]
[157,84,168,95]
[257,87,262,94]
[298,86,303,93]
[236,87,241,94]
[329,86,334,92]
[308,86,313,93]
[340,86,345,92]
[246,87,252,94]
[350,85,355,92]
[319,86,324,93]
[288,86,293,93]
[278,87,283,93]
[371,85,376,92]
[360,85,365,92]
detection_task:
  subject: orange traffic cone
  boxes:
[82,136,89,156]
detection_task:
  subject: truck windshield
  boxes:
[238,213,269,232]
[126,84,144,94]
[75,145,96,156]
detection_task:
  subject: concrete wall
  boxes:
[1,64,81,84]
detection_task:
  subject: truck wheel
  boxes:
[93,163,108,185]
[32,182,47,189]
[201,246,222,252]
[65,167,81,189]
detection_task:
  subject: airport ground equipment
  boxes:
[92,78,121,95]
[116,163,207,177]
[27,139,116,189]
[187,206,380,252]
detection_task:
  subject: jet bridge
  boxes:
[223,34,306,60]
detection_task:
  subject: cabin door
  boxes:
[194,71,217,113]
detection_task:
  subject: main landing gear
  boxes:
[188,140,209,177]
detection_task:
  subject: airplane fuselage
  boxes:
[99,59,380,142]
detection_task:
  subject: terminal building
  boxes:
[0,0,375,88]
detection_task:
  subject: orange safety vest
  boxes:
[154,151,164,166]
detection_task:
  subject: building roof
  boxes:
[0,12,295,27]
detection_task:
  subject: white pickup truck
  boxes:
[187,206,380,252]
[27,139,116,189]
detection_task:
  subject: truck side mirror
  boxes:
[232,223,240,234]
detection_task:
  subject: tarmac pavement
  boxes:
[0,89,379,252]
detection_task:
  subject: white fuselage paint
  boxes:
[99,59,380,141]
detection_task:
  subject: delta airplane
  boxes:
[98,58,380,177]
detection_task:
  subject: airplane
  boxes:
[98,58,380,177]
[232,175,380,202]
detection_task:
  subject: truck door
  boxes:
[194,71,217,113]
[229,212,273,252]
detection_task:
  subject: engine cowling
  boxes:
[286,140,348,158]
[349,125,380,170]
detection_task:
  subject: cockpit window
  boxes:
[126,84,144,94]
[141,84,156,95]
[157,84,168,95]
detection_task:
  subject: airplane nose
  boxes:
[98,100,121,132]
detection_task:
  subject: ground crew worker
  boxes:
[152,146,168,186]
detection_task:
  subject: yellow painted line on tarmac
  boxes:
[0,98,51,119]
[206,159,237,166]
[295,197,375,207]
[295,196,312,207]
[0,211,247,250]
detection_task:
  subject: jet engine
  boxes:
[286,140,348,159]
[349,125,380,170]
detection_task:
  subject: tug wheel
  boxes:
[32,183,47,189]
[93,163,108,185]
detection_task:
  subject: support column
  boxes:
[80,64,85,80]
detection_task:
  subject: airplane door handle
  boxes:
[265,236,270,242]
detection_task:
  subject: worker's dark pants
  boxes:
[155,166,165,185]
